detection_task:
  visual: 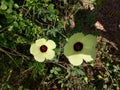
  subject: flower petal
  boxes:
[64,33,84,56]
[64,43,76,56]
[64,33,97,66]
[45,50,55,60]
[46,40,56,49]
[81,48,96,62]
[81,34,97,48]
[30,44,40,55]
[68,33,85,45]
[35,38,46,46]
[80,54,94,62]
[34,54,45,62]
[67,54,83,66]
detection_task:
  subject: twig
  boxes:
[103,65,114,88]
[0,48,20,68]
[44,61,72,70]
[6,69,13,82]
[0,26,9,33]
[0,46,30,60]
[21,66,34,75]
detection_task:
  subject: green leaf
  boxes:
[48,4,54,10]
[1,4,7,10]
[8,26,13,31]
[13,21,18,27]
[63,0,67,4]
[14,3,19,9]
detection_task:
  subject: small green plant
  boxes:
[1,0,119,90]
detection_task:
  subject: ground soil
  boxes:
[94,0,120,62]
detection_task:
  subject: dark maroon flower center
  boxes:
[40,45,47,52]
[73,42,83,51]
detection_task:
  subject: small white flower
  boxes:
[64,33,97,66]
[30,38,56,62]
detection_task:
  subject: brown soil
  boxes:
[95,0,120,61]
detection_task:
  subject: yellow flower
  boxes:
[30,38,56,62]
[64,33,97,66]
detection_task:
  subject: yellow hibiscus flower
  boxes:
[64,33,97,66]
[30,38,56,62]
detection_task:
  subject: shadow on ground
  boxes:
[95,0,120,59]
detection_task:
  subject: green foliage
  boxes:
[2,83,11,90]
[50,67,61,75]
[92,0,107,8]
[0,0,119,90]
[30,62,46,79]
[46,65,86,89]
[67,67,85,76]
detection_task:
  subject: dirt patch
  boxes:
[95,0,120,61]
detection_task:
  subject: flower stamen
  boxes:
[40,45,47,52]
[73,42,83,51]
